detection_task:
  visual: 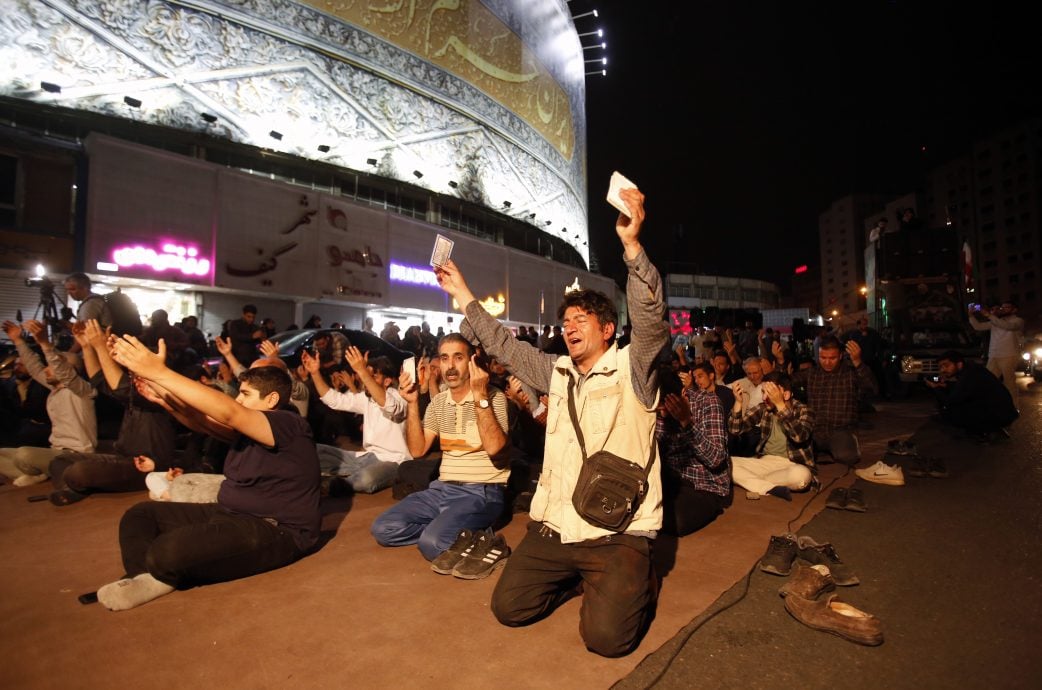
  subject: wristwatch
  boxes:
[477,398,490,409]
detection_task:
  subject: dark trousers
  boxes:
[49,452,145,494]
[813,429,860,466]
[491,521,656,658]
[942,403,1017,435]
[662,477,725,537]
[118,502,303,588]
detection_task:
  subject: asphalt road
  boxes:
[619,378,1042,690]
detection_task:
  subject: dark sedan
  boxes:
[267,328,412,369]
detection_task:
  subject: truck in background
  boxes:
[865,224,982,390]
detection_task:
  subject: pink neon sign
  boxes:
[112,242,212,277]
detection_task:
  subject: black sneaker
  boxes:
[927,456,948,478]
[452,532,510,580]
[430,529,478,575]
[759,533,798,576]
[844,488,867,513]
[796,536,859,586]
[906,457,929,478]
[825,487,848,510]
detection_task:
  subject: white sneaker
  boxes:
[12,473,49,487]
[855,461,905,486]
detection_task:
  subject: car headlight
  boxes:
[1034,348,1042,358]
[1024,352,1032,361]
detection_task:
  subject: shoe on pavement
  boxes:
[926,456,948,478]
[766,486,792,502]
[796,536,859,586]
[13,473,49,487]
[430,528,478,575]
[843,488,867,513]
[452,532,510,580]
[906,457,929,478]
[886,439,917,457]
[779,564,836,600]
[825,487,847,510]
[855,461,905,486]
[784,594,884,646]
[759,533,799,576]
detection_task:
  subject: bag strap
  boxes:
[565,374,655,482]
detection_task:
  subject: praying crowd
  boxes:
[0,189,1021,658]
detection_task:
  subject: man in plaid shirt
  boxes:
[656,380,731,535]
[728,372,815,501]
[792,335,877,466]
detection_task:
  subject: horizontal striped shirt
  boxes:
[424,387,510,484]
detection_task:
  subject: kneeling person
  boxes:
[370,334,510,575]
[729,372,815,501]
[96,338,320,611]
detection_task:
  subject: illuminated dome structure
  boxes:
[2,0,591,265]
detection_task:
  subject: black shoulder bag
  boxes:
[566,376,655,532]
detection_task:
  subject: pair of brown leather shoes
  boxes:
[781,565,883,646]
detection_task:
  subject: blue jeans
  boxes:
[316,445,399,494]
[370,480,505,561]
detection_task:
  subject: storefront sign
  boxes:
[110,241,212,277]
[389,261,439,288]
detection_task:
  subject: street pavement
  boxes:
[619,377,1042,690]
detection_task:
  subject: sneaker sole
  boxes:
[855,473,905,486]
[759,563,792,576]
[452,556,509,580]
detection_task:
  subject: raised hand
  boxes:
[258,339,279,358]
[398,369,418,403]
[661,393,692,427]
[300,350,321,376]
[24,320,50,347]
[110,335,168,380]
[615,187,646,251]
[678,370,693,390]
[344,345,367,374]
[83,319,107,349]
[214,335,232,357]
[762,381,786,409]
[468,354,489,398]
[432,259,475,307]
[2,320,22,342]
[845,340,863,367]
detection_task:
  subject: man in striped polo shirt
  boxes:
[370,334,510,568]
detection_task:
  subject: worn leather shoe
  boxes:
[784,594,884,646]
[796,536,859,586]
[779,564,835,600]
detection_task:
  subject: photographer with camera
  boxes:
[64,273,111,329]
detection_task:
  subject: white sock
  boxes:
[97,573,174,611]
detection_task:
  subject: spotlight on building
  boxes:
[366,158,378,166]
[527,213,536,220]
[123,96,142,108]
[582,42,607,51]
[201,112,217,123]
[503,201,512,208]
[317,144,331,153]
[269,130,283,140]
[413,170,424,179]
[41,82,62,94]
[448,180,459,188]
[571,10,598,20]
[578,29,604,38]
[545,220,552,226]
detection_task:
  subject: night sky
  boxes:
[577,1,1041,292]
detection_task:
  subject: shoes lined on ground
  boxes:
[795,536,859,586]
[886,439,917,456]
[766,486,792,502]
[431,529,478,575]
[843,488,867,512]
[452,532,510,580]
[784,594,884,646]
[49,489,87,506]
[825,488,847,510]
[855,461,905,486]
[12,473,48,487]
[779,564,836,600]
[908,456,947,479]
[759,533,799,576]
[926,456,948,478]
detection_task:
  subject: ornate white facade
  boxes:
[1,0,590,264]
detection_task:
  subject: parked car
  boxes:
[266,328,412,370]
